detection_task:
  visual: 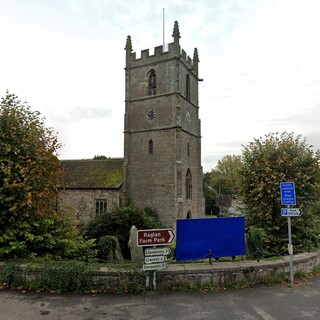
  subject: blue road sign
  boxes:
[280,182,296,206]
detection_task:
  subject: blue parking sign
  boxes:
[280,182,296,205]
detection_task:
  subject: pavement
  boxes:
[1,275,320,320]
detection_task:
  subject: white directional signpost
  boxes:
[137,228,175,291]
[142,262,168,271]
[145,247,171,256]
[144,255,167,264]
[280,182,302,286]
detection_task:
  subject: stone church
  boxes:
[58,21,205,228]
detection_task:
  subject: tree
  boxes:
[0,91,89,258]
[215,155,242,194]
[240,132,320,255]
[203,172,219,215]
[93,155,107,159]
[203,155,242,215]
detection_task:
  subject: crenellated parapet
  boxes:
[125,21,199,77]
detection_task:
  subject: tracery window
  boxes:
[148,70,156,95]
[95,199,107,216]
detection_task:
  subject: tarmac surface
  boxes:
[1,275,320,320]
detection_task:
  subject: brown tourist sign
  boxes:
[137,228,175,247]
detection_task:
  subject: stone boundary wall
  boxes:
[91,251,320,290]
[156,251,320,290]
[1,251,319,291]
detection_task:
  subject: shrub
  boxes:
[98,235,122,262]
[29,261,93,293]
[246,227,267,260]
[0,261,22,287]
[84,205,160,259]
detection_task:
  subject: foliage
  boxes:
[204,155,242,215]
[98,235,119,261]
[93,155,107,159]
[246,227,266,260]
[215,155,243,194]
[240,132,320,255]
[208,169,234,195]
[0,259,148,293]
[84,204,160,259]
[203,172,219,215]
[0,91,94,259]
[0,261,22,287]
[0,260,94,293]
[29,261,94,293]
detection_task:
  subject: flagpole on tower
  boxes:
[163,8,165,50]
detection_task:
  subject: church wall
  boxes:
[58,189,120,225]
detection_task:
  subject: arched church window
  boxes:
[186,169,192,199]
[186,74,190,101]
[95,199,107,216]
[149,139,153,154]
[186,211,192,219]
[148,69,156,95]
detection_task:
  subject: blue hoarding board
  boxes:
[280,182,296,205]
[175,217,245,261]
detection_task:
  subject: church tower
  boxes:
[123,21,204,228]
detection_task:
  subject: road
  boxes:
[1,276,320,320]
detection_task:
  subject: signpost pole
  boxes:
[146,272,150,289]
[287,214,294,286]
[280,182,297,286]
[153,271,157,291]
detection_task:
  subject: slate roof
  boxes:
[60,158,124,189]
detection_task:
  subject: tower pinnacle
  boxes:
[125,35,133,53]
[172,21,181,44]
[193,48,199,76]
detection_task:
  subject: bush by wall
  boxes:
[84,205,160,259]
[0,260,94,293]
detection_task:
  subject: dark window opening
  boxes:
[186,169,192,199]
[95,199,107,216]
[149,139,154,154]
[186,74,190,101]
[186,211,192,219]
[187,142,190,156]
[148,70,156,95]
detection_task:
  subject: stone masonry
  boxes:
[122,21,205,228]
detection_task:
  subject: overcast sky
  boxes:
[1,0,319,172]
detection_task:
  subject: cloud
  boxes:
[70,106,113,120]
[49,106,113,124]
[2,0,320,173]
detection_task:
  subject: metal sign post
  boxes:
[280,182,298,286]
[287,214,294,286]
[138,228,175,291]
